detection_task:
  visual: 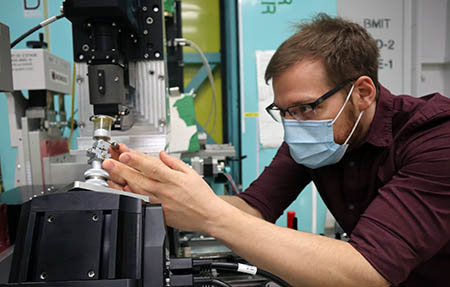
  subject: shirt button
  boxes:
[348,204,355,211]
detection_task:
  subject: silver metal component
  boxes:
[143,29,148,35]
[154,52,161,58]
[47,216,54,223]
[78,54,84,60]
[142,6,148,11]
[87,270,95,278]
[82,44,90,51]
[146,17,153,24]
[92,214,99,222]
[144,53,149,59]
[182,144,236,160]
[153,6,159,12]
[84,139,112,187]
[61,181,150,202]
[40,272,47,280]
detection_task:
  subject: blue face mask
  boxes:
[282,84,363,169]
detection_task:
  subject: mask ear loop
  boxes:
[344,111,364,145]
[331,84,355,125]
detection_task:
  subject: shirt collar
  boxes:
[365,84,393,147]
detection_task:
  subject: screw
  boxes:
[79,54,84,60]
[114,76,119,82]
[143,29,148,35]
[82,44,90,52]
[92,214,99,222]
[142,6,148,11]
[144,53,149,59]
[112,22,116,27]
[146,17,154,24]
[153,6,160,12]
[40,272,47,280]
[87,270,95,278]
[47,216,54,223]
[99,86,103,91]
[154,52,161,58]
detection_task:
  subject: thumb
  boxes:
[159,151,192,174]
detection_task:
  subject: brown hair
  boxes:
[265,13,379,88]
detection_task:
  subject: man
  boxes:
[103,14,450,286]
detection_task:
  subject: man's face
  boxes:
[272,58,360,145]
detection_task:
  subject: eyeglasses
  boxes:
[265,79,353,122]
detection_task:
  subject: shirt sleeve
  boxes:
[348,125,450,286]
[237,142,311,223]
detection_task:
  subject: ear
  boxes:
[353,76,376,111]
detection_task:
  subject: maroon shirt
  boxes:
[238,85,450,286]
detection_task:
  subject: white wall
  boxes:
[337,0,450,98]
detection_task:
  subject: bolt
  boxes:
[40,272,47,280]
[92,214,99,222]
[82,44,90,52]
[87,270,95,278]
[142,6,148,11]
[146,17,154,24]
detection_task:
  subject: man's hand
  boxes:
[102,145,229,233]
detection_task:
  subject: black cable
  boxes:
[11,13,64,48]
[209,262,290,286]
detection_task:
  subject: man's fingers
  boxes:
[107,180,124,191]
[109,143,131,160]
[103,159,128,186]
[159,151,193,174]
[118,152,177,182]
[103,158,158,194]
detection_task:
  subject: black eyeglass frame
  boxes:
[265,79,354,122]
